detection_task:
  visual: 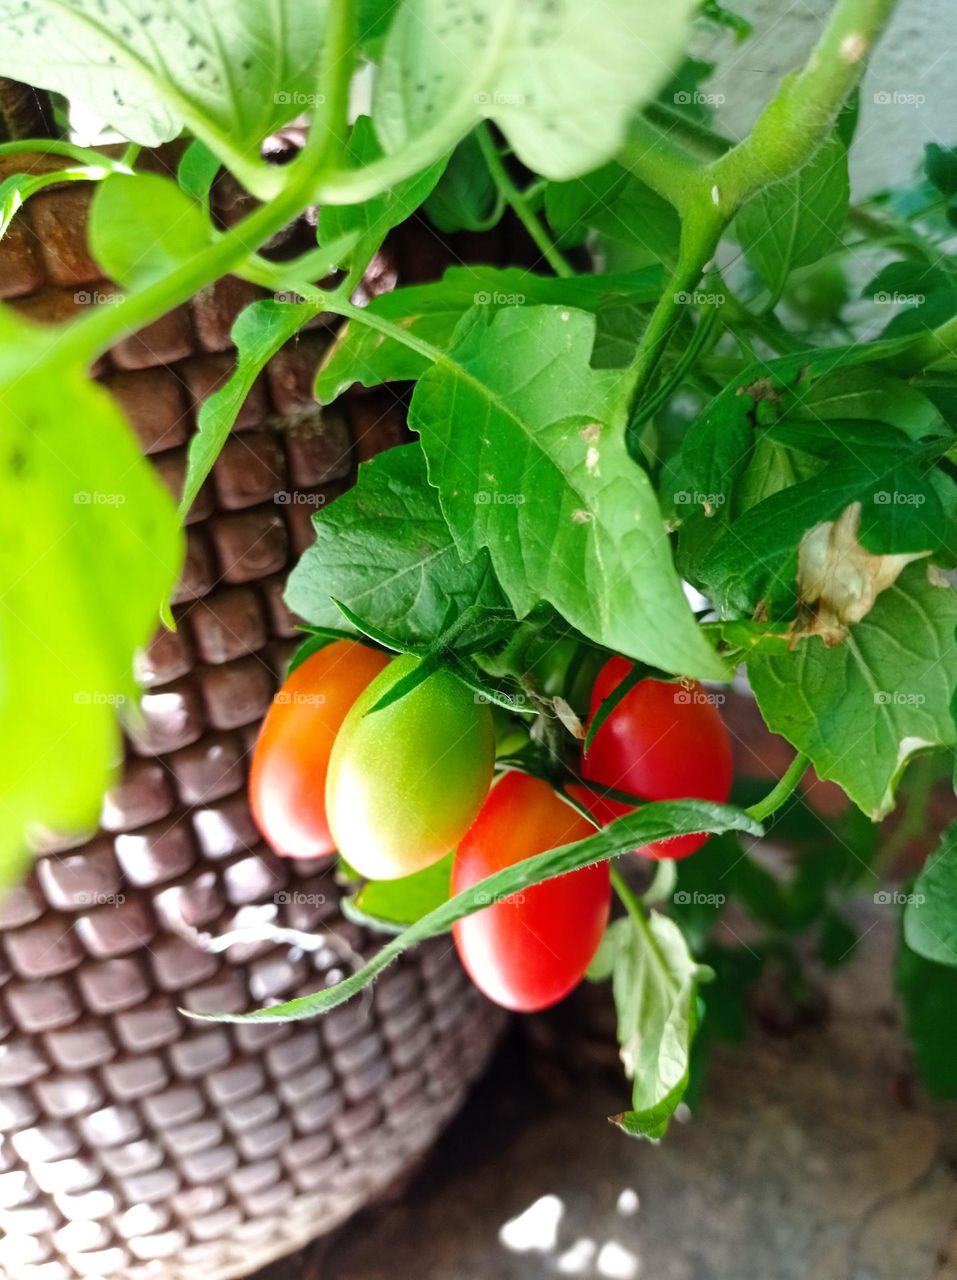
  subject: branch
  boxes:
[746,754,810,823]
[619,0,899,415]
[475,124,573,277]
[617,117,704,215]
[709,0,899,210]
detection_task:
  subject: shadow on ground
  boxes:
[258,911,957,1280]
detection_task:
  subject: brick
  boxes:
[210,509,288,583]
[112,307,194,369]
[197,656,274,730]
[212,431,286,510]
[102,368,191,455]
[191,276,262,352]
[189,587,267,664]
[30,187,98,286]
[100,758,176,831]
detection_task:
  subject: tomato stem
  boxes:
[610,865,645,924]
[475,123,574,278]
[745,752,810,824]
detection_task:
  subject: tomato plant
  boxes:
[326,654,496,880]
[249,640,390,859]
[1,0,954,1141]
[581,659,733,860]
[451,773,611,1011]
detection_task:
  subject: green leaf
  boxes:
[699,440,945,617]
[186,796,761,1023]
[411,304,729,680]
[1,160,118,240]
[285,443,507,649]
[863,261,957,338]
[315,266,664,404]
[351,853,453,928]
[748,565,957,818]
[320,116,447,269]
[373,0,696,182]
[583,662,648,751]
[737,133,849,301]
[0,172,35,239]
[695,943,766,1047]
[595,911,708,1140]
[924,144,957,199]
[423,131,501,234]
[0,0,325,194]
[699,0,752,40]
[904,821,957,965]
[286,632,341,675]
[357,0,399,56]
[590,296,651,370]
[670,833,739,948]
[177,139,221,205]
[791,366,949,442]
[896,933,957,1098]
[818,909,858,968]
[665,347,864,520]
[544,162,680,262]
[180,299,317,518]
[0,309,182,884]
[730,435,819,516]
[328,598,414,655]
[89,173,212,290]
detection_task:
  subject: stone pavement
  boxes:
[314,911,956,1280]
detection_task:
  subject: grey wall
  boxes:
[695,0,953,196]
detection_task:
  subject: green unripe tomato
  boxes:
[326,655,495,880]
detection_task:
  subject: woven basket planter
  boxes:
[0,150,506,1280]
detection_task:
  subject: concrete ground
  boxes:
[307,911,956,1280]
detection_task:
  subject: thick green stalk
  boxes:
[628,204,724,405]
[619,0,899,414]
[619,117,703,215]
[710,0,898,208]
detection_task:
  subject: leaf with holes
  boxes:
[373,0,696,182]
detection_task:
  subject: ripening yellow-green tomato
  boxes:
[326,655,495,880]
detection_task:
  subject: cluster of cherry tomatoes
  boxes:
[250,640,732,1013]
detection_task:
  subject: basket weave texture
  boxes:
[0,151,506,1280]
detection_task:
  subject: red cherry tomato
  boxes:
[581,657,733,860]
[452,773,611,1012]
[250,640,390,858]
